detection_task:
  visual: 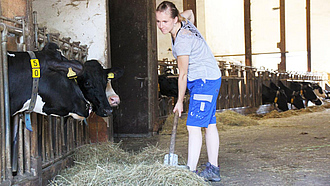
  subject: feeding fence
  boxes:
[158,58,326,117]
[0,12,89,185]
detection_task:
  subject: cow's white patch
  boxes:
[69,113,85,120]
[7,52,15,57]
[106,80,120,106]
[14,95,46,116]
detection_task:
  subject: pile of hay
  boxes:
[216,110,259,127]
[250,104,328,119]
[48,143,208,186]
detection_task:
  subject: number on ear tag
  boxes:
[32,69,40,78]
[108,73,114,79]
[30,59,40,68]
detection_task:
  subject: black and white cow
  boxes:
[8,44,89,120]
[289,82,322,106]
[278,81,305,109]
[158,68,178,98]
[262,81,288,111]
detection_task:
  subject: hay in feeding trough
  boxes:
[216,110,259,127]
[48,142,209,186]
[249,103,328,119]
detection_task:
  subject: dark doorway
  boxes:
[109,0,158,137]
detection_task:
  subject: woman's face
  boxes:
[156,10,177,35]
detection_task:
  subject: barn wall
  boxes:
[32,0,108,64]
[1,0,27,51]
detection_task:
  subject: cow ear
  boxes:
[48,59,84,77]
[105,67,124,80]
[270,81,279,90]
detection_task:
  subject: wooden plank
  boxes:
[49,116,54,160]
[24,125,31,173]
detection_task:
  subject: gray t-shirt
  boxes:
[172,20,221,82]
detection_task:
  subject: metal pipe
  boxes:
[33,11,38,50]
[0,23,12,180]
[0,23,5,184]
[0,16,22,25]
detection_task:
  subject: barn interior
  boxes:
[0,0,329,185]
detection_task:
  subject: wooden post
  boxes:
[306,0,311,72]
[244,0,252,66]
[279,0,286,72]
[183,0,197,27]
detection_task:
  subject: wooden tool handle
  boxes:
[169,112,179,154]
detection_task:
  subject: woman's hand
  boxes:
[173,101,184,117]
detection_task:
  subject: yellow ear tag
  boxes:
[108,72,114,79]
[291,98,294,103]
[274,97,278,103]
[67,67,77,78]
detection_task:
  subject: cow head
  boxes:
[270,82,288,111]
[77,60,123,117]
[262,82,288,111]
[278,81,305,109]
[291,91,305,109]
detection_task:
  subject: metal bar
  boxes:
[0,22,4,184]
[18,116,24,175]
[214,51,288,58]
[0,16,23,25]
[0,23,13,180]
[12,115,19,173]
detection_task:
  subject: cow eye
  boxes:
[84,81,92,88]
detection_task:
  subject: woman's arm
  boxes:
[173,55,189,117]
[181,9,195,24]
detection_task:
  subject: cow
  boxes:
[43,42,124,117]
[8,44,89,120]
[278,81,305,109]
[289,82,322,106]
[158,68,178,98]
[262,81,288,111]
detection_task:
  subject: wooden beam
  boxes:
[279,0,286,72]
[183,0,197,27]
[306,0,311,72]
[244,0,252,66]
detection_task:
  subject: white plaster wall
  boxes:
[32,0,108,64]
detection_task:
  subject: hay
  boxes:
[48,142,209,186]
[216,110,259,127]
[250,104,328,119]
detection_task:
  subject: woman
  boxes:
[156,1,222,182]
